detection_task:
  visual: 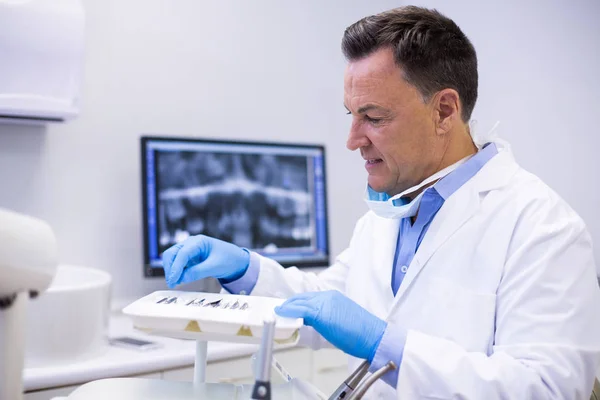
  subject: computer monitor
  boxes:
[141,136,330,277]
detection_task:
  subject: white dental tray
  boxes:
[122,291,303,345]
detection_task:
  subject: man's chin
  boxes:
[367,179,390,194]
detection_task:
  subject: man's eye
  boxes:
[365,115,382,123]
[346,111,351,115]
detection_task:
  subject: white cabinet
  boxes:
[128,372,162,379]
[24,372,162,400]
[161,366,195,383]
[162,348,313,385]
[207,356,255,384]
[161,355,256,385]
[24,385,79,400]
[311,348,348,395]
[162,358,255,385]
[24,347,346,399]
[271,348,312,382]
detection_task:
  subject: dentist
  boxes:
[162,6,600,399]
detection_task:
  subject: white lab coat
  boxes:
[248,142,600,399]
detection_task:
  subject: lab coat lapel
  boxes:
[389,149,519,311]
[371,216,401,311]
[390,187,480,307]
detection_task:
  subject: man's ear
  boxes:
[433,89,461,135]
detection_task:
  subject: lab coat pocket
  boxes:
[421,277,497,353]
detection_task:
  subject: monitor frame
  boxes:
[141,135,331,278]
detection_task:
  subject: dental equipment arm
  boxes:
[0,208,58,400]
[328,361,369,400]
[251,318,276,400]
[346,361,397,400]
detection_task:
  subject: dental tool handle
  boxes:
[328,360,370,400]
[251,318,276,400]
[346,361,397,400]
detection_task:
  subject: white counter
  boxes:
[23,314,265,392]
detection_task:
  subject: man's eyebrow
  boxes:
[344,104,386,114]
[358,104,384,114]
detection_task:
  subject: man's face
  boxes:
[344,47,443,196]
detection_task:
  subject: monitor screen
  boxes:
[141,136,330,277]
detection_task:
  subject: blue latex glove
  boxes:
[275,291,387,361]
[162,235,250,288]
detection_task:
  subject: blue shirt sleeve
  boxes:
[368,322,407,388]
[219,251,260,295]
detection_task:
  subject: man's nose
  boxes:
[346,121,370,151]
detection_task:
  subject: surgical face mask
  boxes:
[364,157,469,219]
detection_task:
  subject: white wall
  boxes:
[408,0,600,273]
[1,0,599,303]
[0,1,397,302]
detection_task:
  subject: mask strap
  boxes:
[470,119,501,149]
[389,156,469,201]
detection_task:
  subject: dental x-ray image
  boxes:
[155,150,314,254]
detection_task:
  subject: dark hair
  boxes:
[342,6,478,122]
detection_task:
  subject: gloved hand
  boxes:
[275,291,387,361]
[162,235,250,288]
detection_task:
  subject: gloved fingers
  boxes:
[275,301,319,325]
[162,244,184,288]
[162,244,180,274]
[177,260,215,284]
[277,294,321,313]
[279,292,321,305]
[168,241,203,287]
[275,297,321,326]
